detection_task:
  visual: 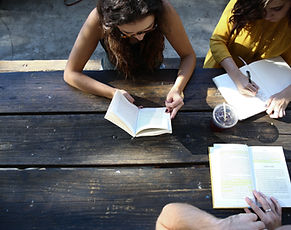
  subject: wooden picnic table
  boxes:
[0,59,290,229]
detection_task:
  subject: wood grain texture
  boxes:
[0,68,224,113]
[1,67,290,114]
[0,112,290,166]
[0,167,290,230]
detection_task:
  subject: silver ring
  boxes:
[265,208,272,212]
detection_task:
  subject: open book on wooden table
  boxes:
[213,56,291,120]
[209,144,291,209]
[104,90,172,137]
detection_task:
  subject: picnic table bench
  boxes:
[0,58,290,229]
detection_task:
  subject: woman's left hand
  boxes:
[266,86,291,118]
[165,89,184,119]
[244,190,282,230]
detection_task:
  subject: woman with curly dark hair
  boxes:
[204,0,291,118]
[64,0,196,119]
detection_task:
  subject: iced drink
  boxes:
[211,103,238,131]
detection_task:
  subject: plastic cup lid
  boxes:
[213,103,238,128]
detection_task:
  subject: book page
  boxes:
[209,144,255,208]
[135,107,171,137]
[104,90,138,136]
[213,72,266,120]
[249,57,291,96]
[250,146,291,207]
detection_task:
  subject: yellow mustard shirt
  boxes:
[203,0,291,68]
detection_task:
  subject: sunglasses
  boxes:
[119,23,158,39]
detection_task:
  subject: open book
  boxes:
[104,90,172,137]
[209,144,291,208]
[212,56,291,120]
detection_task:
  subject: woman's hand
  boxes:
[118,89,135,104]
[165,88,184,119]
[245,190,282,230]
[232,71,259,96]
[266,85,291,118]
[218,213,265,230]
[220,57,259,96]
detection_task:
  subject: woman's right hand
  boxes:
[220,57,259,97]
[232,71,259,96]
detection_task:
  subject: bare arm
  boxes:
[220,57,259,96]
[156,203,265,230]
[161,0,196,118]
[64,8,117,99]
[156,203,219,230]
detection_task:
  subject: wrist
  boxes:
[202,215,222,230]
[170,85,183,97]
[228,69,243,84]
[216,218,228,230]
[220,57,242,84]
[110,88,118,98]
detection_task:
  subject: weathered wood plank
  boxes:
[1,67,290,113]
[0,68,225,113]
[0,167,290,230]
[0,112,290,166]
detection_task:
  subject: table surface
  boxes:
[0,61,291,229]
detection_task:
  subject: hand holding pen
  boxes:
[237,56,259,96]
[242,70,259,96]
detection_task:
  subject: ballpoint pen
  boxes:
[246,70,252,84]
[238,56,253,84]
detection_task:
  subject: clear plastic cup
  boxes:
[211,103,238,131]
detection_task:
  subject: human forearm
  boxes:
[220,57,259,96]
[156,203,219,230]
[63,70,116,99]
[172,53,196,94]
[165,53,196,118]
[220,57,241,82]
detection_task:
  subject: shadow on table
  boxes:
[173,111,291,159]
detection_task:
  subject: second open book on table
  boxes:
[209,144,291,208]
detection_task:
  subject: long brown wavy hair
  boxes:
[97,0,165,79]
[229,0,291,35]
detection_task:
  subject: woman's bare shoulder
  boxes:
[161,0,175,15]
[160,0,181,33]
[84,8,104,38]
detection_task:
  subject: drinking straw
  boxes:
[223,102,226,121]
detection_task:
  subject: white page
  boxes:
[250,146,291,207]
[213,72,266,120]
[249,57,291,96]
[210,144,255,208]
[135,107,171,136]
[105,90,139,135]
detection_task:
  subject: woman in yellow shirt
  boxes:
[204,0,291,118]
